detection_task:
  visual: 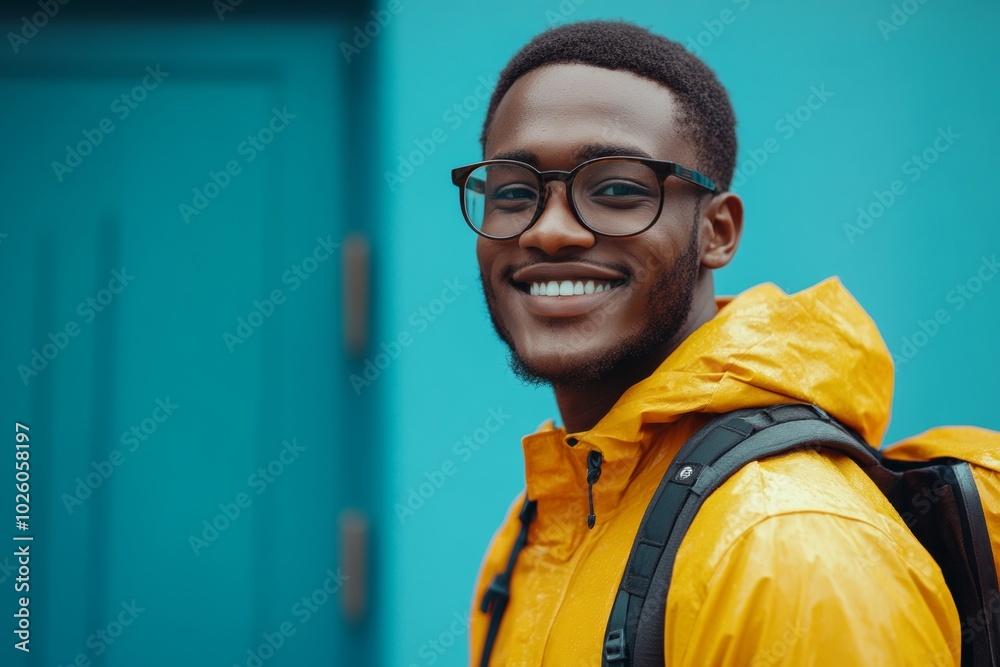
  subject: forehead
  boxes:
[485,63,692,166]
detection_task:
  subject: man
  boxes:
[451,20,960,666]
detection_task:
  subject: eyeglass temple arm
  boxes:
[669,164,717,193]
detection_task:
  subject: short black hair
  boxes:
[480,20,738,192]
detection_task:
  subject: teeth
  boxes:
[528,279,619,296]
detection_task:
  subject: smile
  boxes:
[507,261,630,317]
[523,279,627,296]
[512,279,628,318]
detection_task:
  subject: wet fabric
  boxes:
[469,278,962,666]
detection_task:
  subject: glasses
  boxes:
[450,156,716,240]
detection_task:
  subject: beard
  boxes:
[479,209,702,390]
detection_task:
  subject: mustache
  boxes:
[500,257,632,283]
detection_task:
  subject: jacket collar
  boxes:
[520,278,895,538]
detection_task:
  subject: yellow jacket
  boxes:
[470,278,961,666]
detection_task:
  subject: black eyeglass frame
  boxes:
[449,156,717,240]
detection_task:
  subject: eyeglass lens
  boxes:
[463,160,662,238]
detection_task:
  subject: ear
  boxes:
[698,191,744,269]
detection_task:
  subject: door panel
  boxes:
[0,21,371,667]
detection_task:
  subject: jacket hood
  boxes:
[571,277,895,452]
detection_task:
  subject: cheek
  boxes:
[627,232,690,284]
[474,247,507,308]
[475,240,516,285]
[617,246,658,287]
[475,244,494,281]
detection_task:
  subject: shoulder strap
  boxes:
[953,461,1000,665]
[884,457,1000,667]
[478,496,537,667]
[602,403,879,666]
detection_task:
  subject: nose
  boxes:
[518,181,596,255]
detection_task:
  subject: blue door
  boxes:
[0,18,378,667]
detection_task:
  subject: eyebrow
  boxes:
[490,149,538,165]
[489,144,655,167]
[574,144,654,162]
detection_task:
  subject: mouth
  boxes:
[508,262,630,318]
[516,278,627,296]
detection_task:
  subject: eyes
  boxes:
[465,159,665,238]
[590,181,651,199]
[492,184,537,202]
[489,180,653,205]
[457,157,713,239]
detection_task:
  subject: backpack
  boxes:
[478,402,1000,666]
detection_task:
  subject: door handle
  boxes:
[338,508,369,623]
[342,233,370,356]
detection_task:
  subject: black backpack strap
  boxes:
[479,495,537,667]
[950,461,999,665]
[603,403,878,666]
[873,454,1000,667]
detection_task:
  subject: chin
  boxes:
[507,336,621,388]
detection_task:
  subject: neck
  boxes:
[554,279,719,434]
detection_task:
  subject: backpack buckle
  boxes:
[604,629,627,662]
[480,575,510,613]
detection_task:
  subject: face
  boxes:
[477,63,711,388]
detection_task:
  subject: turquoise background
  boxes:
[0,1,997,666]
[381,2,1000,666]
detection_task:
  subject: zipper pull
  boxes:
[586,450,603,529]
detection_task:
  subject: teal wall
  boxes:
[1,2,998,665]
[379,1,1000,665]
[0,10,382,667]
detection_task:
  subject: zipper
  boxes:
[586,450,603,529]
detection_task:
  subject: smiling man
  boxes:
[451,20,959,667]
